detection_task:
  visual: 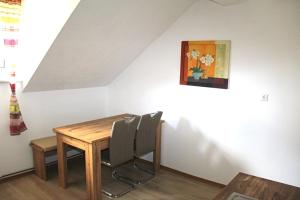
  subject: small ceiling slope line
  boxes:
[209,0,248,6]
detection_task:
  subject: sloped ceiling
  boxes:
[24,0,197,92]
[209,0,247,6]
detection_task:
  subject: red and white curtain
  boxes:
[1,0,27,135]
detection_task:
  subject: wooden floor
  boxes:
[0,158,223,200]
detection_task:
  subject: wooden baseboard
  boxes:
[1,156,226,189]
[0,168,34,183]
[161,165,225,188]
[0,153,84,183]
[137,158,225,188]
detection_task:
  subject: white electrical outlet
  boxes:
[261,94,269,102]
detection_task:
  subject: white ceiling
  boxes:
[24,0,197,92]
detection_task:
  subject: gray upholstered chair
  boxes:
[133,111,163,182]
[101,116,140,198]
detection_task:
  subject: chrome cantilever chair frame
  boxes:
[101,116,140,198]
[132,111,163,184]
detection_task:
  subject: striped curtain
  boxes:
[1,0,27,135]
[10,83,27,134]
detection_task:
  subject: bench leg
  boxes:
[32,147,47,180]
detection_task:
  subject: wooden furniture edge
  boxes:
[154,120,163,172]
[235,172,300,189]
[137,158,225,188]
[213,172,300,200]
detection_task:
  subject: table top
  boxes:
[213,172,300,200]
[53,113,133,144]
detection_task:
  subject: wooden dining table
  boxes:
[53,113,163,200]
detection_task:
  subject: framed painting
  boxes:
[180,40,230,89]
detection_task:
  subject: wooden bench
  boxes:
[30,136,83,180]
[30,136,57,180]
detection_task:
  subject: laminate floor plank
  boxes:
[0,158,222,200]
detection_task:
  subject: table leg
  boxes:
[154,121,162,172]
[85,142,101,200]
[57,134,67,188]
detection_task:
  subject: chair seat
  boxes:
[101,165,134,198]
[115,161,154,184]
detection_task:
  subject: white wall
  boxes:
[0,84,108,176]
[22,0,196,92]
[108,0,300,186]
[20,0,80,87]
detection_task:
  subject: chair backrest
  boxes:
[109,116,140,167]
[135,111,163,157]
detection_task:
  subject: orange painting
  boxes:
[180,40,230,89]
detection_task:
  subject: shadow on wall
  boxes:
[162,117,245,184]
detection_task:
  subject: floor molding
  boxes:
[0,153,83,183]
[0,168,34,183]
[137,158,225,188]
[161,165,225,188]
[1,156,225,189]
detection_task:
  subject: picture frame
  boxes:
[180,40,231,89]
